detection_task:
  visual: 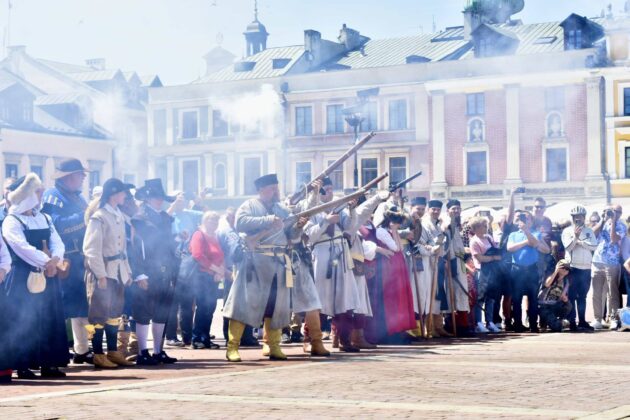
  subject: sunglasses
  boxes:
[534,205,546,209]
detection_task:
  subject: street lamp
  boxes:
[343,107,364,189]
[343,87,379,189]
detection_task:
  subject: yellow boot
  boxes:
[107,351,134,366]
[226,320,245,362]
[305,311,330,357]
[94,353,118,369]
[264,318,287,361]
[262,325,270,357]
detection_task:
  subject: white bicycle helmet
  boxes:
[570,205,587,216]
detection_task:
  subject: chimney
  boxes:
[304,30,321,62]
[85,58,106,70]
[338,24,363,51]
[463,9,484,41]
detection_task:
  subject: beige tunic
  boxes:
[83,204,132,285]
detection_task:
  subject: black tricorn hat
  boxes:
[134,178,175,202]
[99,178,134,207]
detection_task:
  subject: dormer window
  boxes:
[22,102,32,123]
[272,58,290,69]
[566,29,583,50]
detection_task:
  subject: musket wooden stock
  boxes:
[288,131,376,205]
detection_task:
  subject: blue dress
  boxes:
[3,215,69,370]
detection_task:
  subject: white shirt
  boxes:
[2,212,65,269]
[0,237,11,274]
[376,227,399,252]
[561,224,598,270]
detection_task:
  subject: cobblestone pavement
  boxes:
[0,330,629,419]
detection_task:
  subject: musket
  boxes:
[389,169,422,208]
[245,172,388,250]
[287,131,376,205]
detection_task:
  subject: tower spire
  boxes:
[254,0,258,21]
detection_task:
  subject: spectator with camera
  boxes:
[507,211,551,332]
[561,205,598,331]
[591,205,626,330]
[538,260,572,332]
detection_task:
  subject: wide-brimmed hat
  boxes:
[254,174,278,190]
[134,178,175,202]
[53,158,90,179]
[99,178,134,207]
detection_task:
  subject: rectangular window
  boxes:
[22,102,32,122]
[243,157,262,195]
[295,162,312,189]
[361,158,378,185]
[546,148,568,182]
[567,29,582,50]
[155,159,167,187]
[389,157,407,186]
[212,110,228,137]
[326,105,344,134]
[327,159,344,191]
[466,93,485,116]
[295,106,312,136]
[153,109,167,146]
[545,87,565,111]
[625,148,630,179]
[89,171,101,191]
[182,160,199,195]
[388,99,407,130]
[31,165,43,180]
[467,151,487,185]
[624,88,630,116]
[181,110,198,139]
[360,101,378,132]
[5,164,17,179]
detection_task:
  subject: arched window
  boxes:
[214,162,226,190]
[468,117,485,143]
[546,111,564,138]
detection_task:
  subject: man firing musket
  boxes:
[304,172,388,353]
[223,174,308,363]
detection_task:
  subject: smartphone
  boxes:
[517,213,527,223]
[479,211,491,218]
[514,187,526,194]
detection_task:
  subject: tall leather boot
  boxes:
[264,318,287,360]
[127,332,138,362]
[351,329,376,349]
[226,320,245,362]
[302,319,311,354]
[262,323,270,357]
[338,313,360,353]
[117,331,130,358]
[304,310,330,357]
[429,314,442,338]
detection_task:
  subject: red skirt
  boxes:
[381,251,416,335]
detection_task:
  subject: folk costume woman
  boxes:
[83,178,135,368]
[2,173,68,379]
[373,207,416,342]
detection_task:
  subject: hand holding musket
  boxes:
[287,132,376,205]
[246,173,388,250]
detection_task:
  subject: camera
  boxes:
[606,209,614,218]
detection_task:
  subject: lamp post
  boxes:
[344,112,364,189]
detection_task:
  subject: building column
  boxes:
[430,90,448,198]
[203,153,213,188]
[0,152,5,185]
[166,156,175,192]
[226,152,236,196]
[19,154,30,178]
[147,156,156,179]
[166,107,174,147]
[504,84,522,184]
[584,77,606,181]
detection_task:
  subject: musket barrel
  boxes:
[288,131,376,205]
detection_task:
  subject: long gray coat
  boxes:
[223,198,301,329]
[306,208,359,316]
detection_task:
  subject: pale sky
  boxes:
[3,0,626,85]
